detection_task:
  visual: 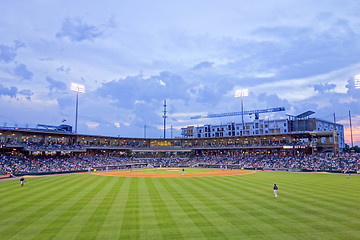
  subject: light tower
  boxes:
[163,99,167,138]
[70,83,85,134]
[235,89,249,136]
[349,74,360,148]
[355,74,360,89]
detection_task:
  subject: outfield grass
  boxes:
[0,171,359,240]
[131,167,217,174]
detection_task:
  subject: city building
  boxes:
[181,112,345,152]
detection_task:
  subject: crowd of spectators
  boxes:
[193,153,359,172]
[0,152,358,176]
[24,142,85,151]
[1,140,310,151]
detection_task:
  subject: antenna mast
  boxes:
[163,99,167,138]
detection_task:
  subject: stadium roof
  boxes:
[296,111,315,119]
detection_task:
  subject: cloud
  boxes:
[18,89,33,100]
[56,66,71,73]
[221,18,360,83]
[0,84,32,100]
[13,64,33,80]
[346,76,360,97]
[56,96,73,110]
[192,61,214,70]
[56,17,103,42]
[0,41,25,63]
[46,76,67,92]
[96,71,190,109]
[313,83,336,93]
[0,84,17,98]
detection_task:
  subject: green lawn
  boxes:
[0,171,359,239]
[132,167,217,174]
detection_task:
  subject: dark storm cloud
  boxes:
[56,17,103,42]
[13,64,33,80]
[47,76,67,92]
[96,71,190,109]
[194,77,235,107]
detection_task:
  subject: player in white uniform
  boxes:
[273,184,278,198]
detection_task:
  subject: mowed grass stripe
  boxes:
[230,172,360,233]
[211,173,360,239]
[216,174,346,237]
[0,174,67,198]
[75,176,122,239]
[0,174,86,237]
[180,177,265,239]
[162,177,230,240]
[8,175,97,240]
[199,175,317,239]
[95,177,132,240]
[144,177,181,240]
[152,177,206,239]
[172,177,250,239]
[47,175,114,240]
[119,177,140,239]
[280,191,360,237]
[189,176,295,239]
[0,174,83,208]
[1,171,359,240]
[136,178,162,240]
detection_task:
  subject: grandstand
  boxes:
[0,112,356,177]
[0,126,340,156]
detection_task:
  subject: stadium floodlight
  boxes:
[235,89,249,98]
[235,89,249,136]
[71,83,85,134]
[71,83,85,93]
[355,74,360,89]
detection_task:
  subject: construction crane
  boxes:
[190,107,285,120]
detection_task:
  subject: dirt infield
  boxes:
[92,169,256,177]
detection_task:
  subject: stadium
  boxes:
[0,111,359,239]
[2,1,360,239]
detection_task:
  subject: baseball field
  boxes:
[0,169,359,239]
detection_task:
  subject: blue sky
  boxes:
[0,0,359,145]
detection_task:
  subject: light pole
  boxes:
[70,83,85,134]
[235,89,248,136]
[350,74,360,148]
